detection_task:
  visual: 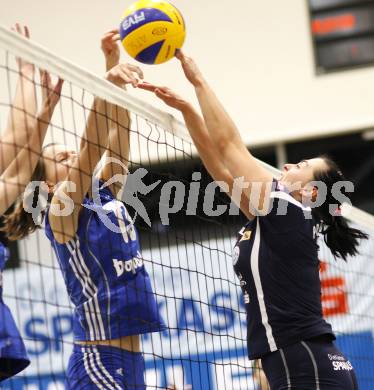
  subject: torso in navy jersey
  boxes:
[44,183,165,342]
[232,180,334,360]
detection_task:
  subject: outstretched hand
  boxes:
[12,23,33,72]
[138,82,190,112]
[101,29,121,71]
[105,63,144,88]
[39,71,64,118]
[175,50,205,87]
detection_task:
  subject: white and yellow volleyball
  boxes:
[119,0,186,65]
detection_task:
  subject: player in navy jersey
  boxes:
[3,30,165,389]
[138,52,368,389]
[0,24,62,380]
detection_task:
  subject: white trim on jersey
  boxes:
[250,218,278,352]
[66,240,105,341]
[92,346,122,390]
[280,348,291,389]
[270,191,312,212]
[301,341,321,390]
[84,214,113,340]
[73,239,106,339]
[82,347,108,389]
[53,239,100,340]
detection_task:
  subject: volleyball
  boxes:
[119,0,186,65]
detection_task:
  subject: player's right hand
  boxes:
[12,23,34,73]
[175,50,205,88]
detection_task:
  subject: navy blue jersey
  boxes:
[233,180,334,359]
[0,243,30,380]
[44,183,165,342]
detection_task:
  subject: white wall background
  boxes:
[1,0,374,147]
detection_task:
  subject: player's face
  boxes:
[280,157,328,187]
[42,144,78,186]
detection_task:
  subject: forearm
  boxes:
[0,112,50,214]
[0,65,37,173]
[194,81,243,155]
[107,103,131,163]
[81,97,113,151]
[182,104,232,185]
[182,104,254,219]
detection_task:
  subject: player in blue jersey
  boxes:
[3,30,165,389]
[138,52,368,389]
[0,24,62,380]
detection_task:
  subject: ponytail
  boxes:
[313,156,368,261]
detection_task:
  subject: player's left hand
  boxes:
[138,82,190,112]
[101,29,121,71]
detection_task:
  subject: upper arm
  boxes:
[221,140,274,213]
[97,105,131,197]
[49,145,100,243]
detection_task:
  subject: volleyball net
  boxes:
[0,25,373,390]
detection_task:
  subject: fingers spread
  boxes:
[125,63,144,79]
[118,67,138,87]
[54,78,64,95]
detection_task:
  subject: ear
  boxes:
[299,185,317,202]
[311,186,318,202]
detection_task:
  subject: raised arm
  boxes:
[48,95,112,243]
[175,51,274,213]
[138,82,254,219]
[97,29,143,197]
[48,63,139,243]
[0,72,63,215]
[0,24,38,173]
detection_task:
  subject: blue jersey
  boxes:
[0,242,30,380]
[233,180,334,359]
[44,183,165,342]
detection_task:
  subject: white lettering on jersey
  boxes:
[104,200,137,243]
[237,273,250,303]
[232,246,240,266]
[116,368,124,376]
[122,12,146,31]
[332,361,353,371]
[113,252,143,276]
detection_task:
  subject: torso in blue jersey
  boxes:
[0,243,8,300]
[0,242,30,380]
[44,182,165,342]
[233,180,334,359]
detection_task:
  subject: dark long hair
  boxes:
[312,155,368,260]
[0,143,56,241]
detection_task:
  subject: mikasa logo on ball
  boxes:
[152,27,168,35]
[122,12,146,31]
